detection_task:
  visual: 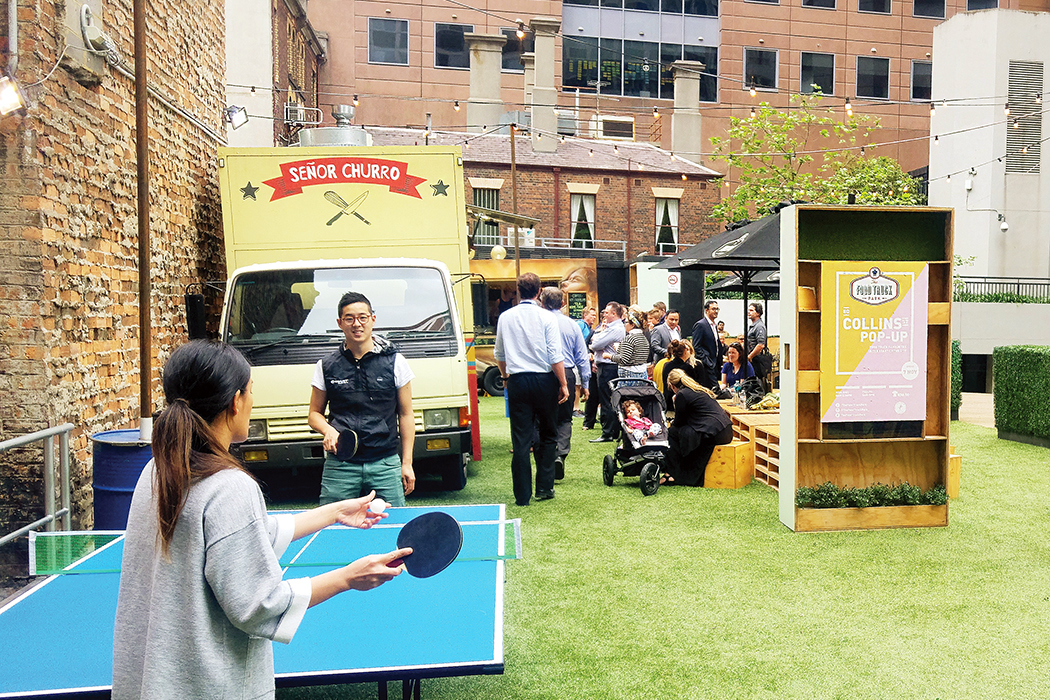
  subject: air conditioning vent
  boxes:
[284,103,323,126]
[555,109,577,136]
[1006,60,1043,174]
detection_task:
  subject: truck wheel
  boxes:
[482,367,504,397]
[441,454,468,491]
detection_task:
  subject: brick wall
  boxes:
[465,164,721,257]
[0,0,226,580]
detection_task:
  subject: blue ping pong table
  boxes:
[0,503,507,699]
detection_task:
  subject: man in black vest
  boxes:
[308,291,415,506]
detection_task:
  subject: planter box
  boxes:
[795,504,948,532]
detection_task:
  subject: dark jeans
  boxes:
[597,363,621,440]
[555,372,577,459]
[583,370,599,428]
[506,372,559,505]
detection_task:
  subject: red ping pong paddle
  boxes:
[390,512,463,578]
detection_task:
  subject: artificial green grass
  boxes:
[277,400,1050,700]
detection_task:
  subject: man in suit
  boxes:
[689,300,720,389]
[649,309,681,364]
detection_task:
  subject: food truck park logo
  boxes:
[263,157,427,201]
[849,267,900,305]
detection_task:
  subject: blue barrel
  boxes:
[92,430,152,530]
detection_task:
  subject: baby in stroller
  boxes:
[622,399,663,445]
[601,379,671,496]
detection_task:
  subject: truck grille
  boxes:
[266,417,317,442]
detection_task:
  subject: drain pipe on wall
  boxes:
[8,0,18,75]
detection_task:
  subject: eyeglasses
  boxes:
[341,313,373,326]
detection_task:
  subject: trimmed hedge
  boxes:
[993,345,1050,441]
[951,339,962,414]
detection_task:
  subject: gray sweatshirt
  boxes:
[112,462,311,699]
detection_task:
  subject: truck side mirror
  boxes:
[185,293,208,339]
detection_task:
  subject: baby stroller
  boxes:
[601,378,670,496]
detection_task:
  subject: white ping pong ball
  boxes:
[369,498,387,514]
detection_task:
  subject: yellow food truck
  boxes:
[213,145,477,489]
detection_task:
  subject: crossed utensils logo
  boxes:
[325,190,372,226]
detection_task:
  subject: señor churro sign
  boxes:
[820,262,929,423]
[263,157,427,201]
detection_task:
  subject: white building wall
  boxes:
[225,0,276,147]
[930,10,1050,279]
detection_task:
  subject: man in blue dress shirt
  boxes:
[588,302,626,442]
[539,286,591,481]
[495,273,570,505]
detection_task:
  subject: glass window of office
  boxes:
[563,37,599,90]
[911,60,932,101]
[368,18,409,65]
[660,44,682,100]
[624,41,660,97]
[913,0,944,18]
[746,0,779,4]
[967,0,996,8]
[564,0,599,5]
[600,38,623,95]
[802,0,835,7]
[859,0,890,12]
[684,0,719,15]
[683,45,718,102]
[435,23,473,69]
[625,0,660,10]
[602,0,623,8]
[801,52,835,94]
[662,0,682,10]
[501,28,535,72]
[745,48,778,91]
[857,56,890,99]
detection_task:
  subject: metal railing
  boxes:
[956,276,1050,301]
[0,424,75,547]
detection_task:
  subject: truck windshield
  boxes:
[225,266,455,345]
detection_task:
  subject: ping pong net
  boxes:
[28,519,522,576]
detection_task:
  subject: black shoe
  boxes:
[589,436,614,443]
[554,457,565,481]
[535,490,555,501]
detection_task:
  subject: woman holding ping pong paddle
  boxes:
[112,340,411,700]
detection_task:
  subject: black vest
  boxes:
[321,338,401,463]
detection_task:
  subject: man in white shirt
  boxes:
[495,273,569,505]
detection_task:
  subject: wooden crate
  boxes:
[753,425,780,491]
[704,440,753,489]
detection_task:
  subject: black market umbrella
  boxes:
[707,269,781,297]
[653,211,783,359]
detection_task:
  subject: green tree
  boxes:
[709,93,924,224]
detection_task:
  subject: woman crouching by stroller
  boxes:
[662,368,733,487]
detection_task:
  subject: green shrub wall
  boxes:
[951,340,962,414]
[993,346,1050,440]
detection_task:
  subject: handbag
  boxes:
[737,377,766,408]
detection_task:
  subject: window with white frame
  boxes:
[570,194,595,249]
[911,61,932,101]
[913,0,944,18]
[745,48,778,91]
[472,188,500,245]
[369,18,409,65]
[859,0,890,12]
[435,23,473,69]
[857,56,890,99]
[501,28,535,72]
[655,199,680,255]
[801,52,835,94]
[802,0,835,8]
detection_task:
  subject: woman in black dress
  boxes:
[663,368,733,487]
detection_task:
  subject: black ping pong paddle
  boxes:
[335,429,358,462]
[391,511,463,578]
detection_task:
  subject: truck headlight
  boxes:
[423,409,455,430]
[246,420,268,442]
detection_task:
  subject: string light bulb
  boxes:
[929,103,935,117]
[749,82,756,97]
[653,106,660,119]
[454,100,460,112]
[1013,118,1019,129]
[860,146,866,156]
[353,94,359,107]
[934,135,939,144]
[589,149,594,157]
[1004,102,1010,116]
[1037,93,1043,104]
[946,173,951,182]
[670,152,677,161]
[614,145,619,153]
[1022,145,1029,154]
[845,98,852,114]
[517,22,526,39]
[750,107,756,119]
[682,174,687,181]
